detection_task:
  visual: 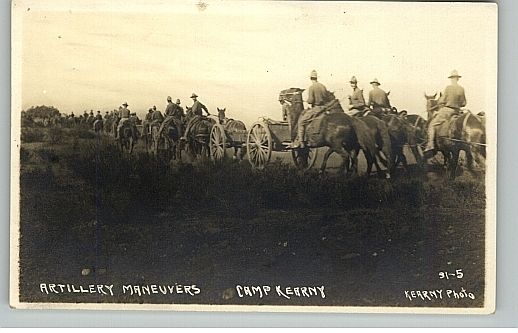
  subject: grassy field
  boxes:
[17,127,486,307]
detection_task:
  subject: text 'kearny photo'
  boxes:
[10,0,497,314]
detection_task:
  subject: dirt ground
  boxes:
[16,131,486,308]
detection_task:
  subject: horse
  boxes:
[353,114,393,178]
[183,110,214,161]
[118,121,137,154]
[111,114,120,137]
[424,94,486,179]
[404,114,427,145]
[153,119,182,162]
[93,119,103,134]
[217,107,247,160]
[280,88,364,175]
[382,114,424,173]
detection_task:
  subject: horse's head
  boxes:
[217,108,226,123]
[424,92,439,121]
[279,88,305,128]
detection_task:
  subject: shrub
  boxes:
[21,127,45,143]
[46,127,64,144]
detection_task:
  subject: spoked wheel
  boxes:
[210,123,227,162]
[246,121,272,170]
[291,147,318,170]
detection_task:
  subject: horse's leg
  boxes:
[373,151,388,178]
[346,148,359,177]
[364,150,374,176]
[337,149,351,176]
[464,146,479,177]
[449,149,460,180]
[410,145,423,169]
[320,147,334,174]
[399,147,408,171]
[239,145,246,161]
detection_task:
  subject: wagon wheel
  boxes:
[247,121,272,170]
[210,123,227,162]
[291,147,318,170]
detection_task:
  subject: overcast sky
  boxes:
[17,0,497,125]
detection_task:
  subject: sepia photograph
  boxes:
[10,0,497,313]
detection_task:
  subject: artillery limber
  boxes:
[246,118,318,170]
[246,89,319,170]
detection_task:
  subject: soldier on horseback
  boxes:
[423,70,467,158]
[289,70,334,149]
[348,76,368,116]
[368,78,391,118]
[115,102,131,139]
[142,108,154,137]
[150,105,164,126]
[181,93,210,141]
[158,96,184,140]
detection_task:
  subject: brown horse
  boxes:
[404,114,427,147]
[217,107,247,160]
[280,88,366,175]
[354,115,392,178]
[383,114,424,172]
[424,94,486,179]
[183,111,214,160]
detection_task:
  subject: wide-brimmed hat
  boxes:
[176,99,181,104]
[350,76,358,84]
[122,102,129,106]
[310,70,318,79]
[370,78,380,85]
[448,70,462,78]
[190,93,198,98]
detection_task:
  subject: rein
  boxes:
[428,104,440,112]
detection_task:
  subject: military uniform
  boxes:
[307,81,330,107]
[350,87,366,111]
[182,94,210,140]
[159,100,185,139]
[116,104,131,138]
[424,70,467,153]
[142,110,154,135]
[368,85,391,118]
[190,100,209,116]
[291,70,333,148]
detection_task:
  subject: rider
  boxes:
[348,76,368,116]
[423,70,467,158]
[289,70,333,149]
[150,105,164,131]
[181,93,210,141]
[115,102,131,139]
[142,108,154,136]
[158,96,185,139]
[368,78,391,118]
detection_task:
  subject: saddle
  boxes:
[304,99,345,141]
